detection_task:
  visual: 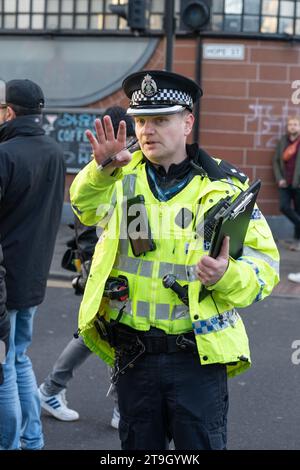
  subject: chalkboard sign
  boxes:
[42,108,102,173]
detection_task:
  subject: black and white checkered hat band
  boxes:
[131,88,193,108]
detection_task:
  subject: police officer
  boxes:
[70,70,279,450]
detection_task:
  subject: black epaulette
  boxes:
[218,160,248,184]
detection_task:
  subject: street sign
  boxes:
[203,43,245,60]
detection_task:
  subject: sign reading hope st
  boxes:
[203,44,245,61]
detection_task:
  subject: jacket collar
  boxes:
[0,114,45,143]
[143,143,227,181]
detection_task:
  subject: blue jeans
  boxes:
[0,307,44,450]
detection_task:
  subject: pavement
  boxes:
[50,223,300,298]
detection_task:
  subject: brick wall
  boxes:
[67,37,300,216]
[173,37,300,215]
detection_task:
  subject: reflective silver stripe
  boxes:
[113,254,140,274]
[159,262,175,278]
[159,262,189,281]
[136,301,150,318]
[120,175,136,239]
[186,265,198,281]
[114,254,195,281]
[155,303,170,320]
[175,265,189,281]
[119,239,129,256]
[171,304,190,320]
[193,309,239,335]
[140,260,153,277]
[111,190,117,207]
[122,174,137,199]
[242,246,280,275]
[109,299,133,316]
[97,190,117,229]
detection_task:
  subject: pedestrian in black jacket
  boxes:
[0,242,9,386]
[0,79,65,450]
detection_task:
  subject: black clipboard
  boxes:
[208,179,261,259]
[199,179,261,302]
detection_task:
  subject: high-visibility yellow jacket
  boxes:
[70,149,279,378]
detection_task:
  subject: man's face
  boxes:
[287,119,300,137]
[134,111,194,165]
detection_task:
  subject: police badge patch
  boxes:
[141,74,158,98]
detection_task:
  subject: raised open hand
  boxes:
[85,115,132,170]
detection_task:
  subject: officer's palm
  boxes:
[85,116,132,168]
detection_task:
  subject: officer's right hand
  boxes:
[85,116,132,171]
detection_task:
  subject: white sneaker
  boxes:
[288,272,300,283]
[110,405,120,429]
[38,385,79,421]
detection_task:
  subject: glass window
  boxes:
[104,14,118,29]
[295,18,300,34]
[19,0,30,12]
[4,14,16,28]
[31,14,44,29]
[243,15,260,32]
[17,14,30,28]
[61,0,74,13]
[152,0,164,12]
[212,14,223,30]
[224,14,241,31]
[280,1,294,17]
[4,0,16,13]
[47,0,59,13]
[32,0,45,13]
[244,0,260,15]
[91,0,103,13]
[261,16,278,32]
[225,0,242,14]
[262,0,279,15]
[119,17,129,29]
[279,16,294,33]
[76,0,88,13]
[60,15,73,28]
[212,0,224,14]
[46,14,59,28]
[90,14,103,28]
[75,14,88,29]
[150,14,163,29]
[297,1,300,17]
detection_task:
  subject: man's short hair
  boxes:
[287,115,300,124]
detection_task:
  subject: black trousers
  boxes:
[116,351,228,450]
[279,187,300,239]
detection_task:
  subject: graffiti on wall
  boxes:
[247,103,300,149]
[247,83,300,149]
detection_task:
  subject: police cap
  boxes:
[123,70,203,116]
